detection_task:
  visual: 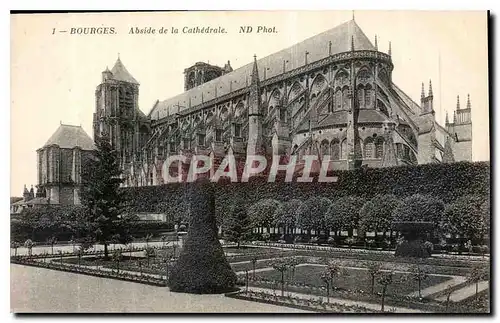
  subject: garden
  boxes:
[10,138,490,314]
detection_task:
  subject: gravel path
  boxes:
[11,264,309,313]
[435,281,489,302]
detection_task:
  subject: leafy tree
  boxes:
[325,261,345,291]
[274,199,302,237]
[248,198,282,231]
[467,264,489,299]
[367,262,383,294]
[76,247,84,267]
[359,194,400,237]
[112,250,122,273]
[24,239,34,257]
[443,195,489,244]
[345,237,357,250]
[272,259,289,296]
[377,271,394,312]
[10,241,20,257]
[327,196,366,237]
[224,203,252,248]
[251,256,258,279]
[46,236,58,254]
[161,235,168,248]
[79,135,138,260]
[144,247,155,266]
[321,269,332,303]
[287,257,300,281]
[296,197,331,235]
[145,233,154,249]
[392,194,444,226]
[408,264,429,298]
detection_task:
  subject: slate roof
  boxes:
[150,19,375,120]
[43,124,95,150]
[297,109,390,132]
[110,57,139,85]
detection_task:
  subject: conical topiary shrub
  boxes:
[167,178,237,293]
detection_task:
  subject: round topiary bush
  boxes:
[167,179,237,294]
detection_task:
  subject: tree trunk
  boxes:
[418,279,421,298]
[381,287,386,312]
[371,276,375,294]
[326,282,330,303]
[281,271,284,297]
[476,282,478,298]
[104,243,109,260]
[237,241,240,249]
[348,228,353,237]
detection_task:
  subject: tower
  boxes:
[246,55,263,156]
[452,94,473,161]
[22,185,30,201]
[94,56,149,166]
[420,80,434,115]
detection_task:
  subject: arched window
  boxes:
[375,137,384,159]
[340,139,348,159]
[364,137,375,159]
[335,88,342,111]
[365,84,372,108]
[320,139,329,156]
[396,143,403,158]
[331,139,340,160]
[342,87,349,110]
[357,84,365,108]
[280,107,287,122]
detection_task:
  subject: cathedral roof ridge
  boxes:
[150,19,375,119]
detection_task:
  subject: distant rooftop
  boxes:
[109,57,140,85]
[43,124,95,150]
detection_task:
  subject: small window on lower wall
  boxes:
[197,133,206,146]
[233,123,242,137]
[215,129,223,142]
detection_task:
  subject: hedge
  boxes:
[120,161,489,215]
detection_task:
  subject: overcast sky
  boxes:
[10,10,489,195]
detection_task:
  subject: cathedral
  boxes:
[33,18,472,199]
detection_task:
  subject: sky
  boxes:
[10,10,489,195]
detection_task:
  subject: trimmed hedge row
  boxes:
[11,220,175,243]
[121,162,489,213]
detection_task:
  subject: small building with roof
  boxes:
[36,123,96,205]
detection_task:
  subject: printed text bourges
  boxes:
[51,26,278,35]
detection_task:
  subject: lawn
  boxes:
[257,264,452,296]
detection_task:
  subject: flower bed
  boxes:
[11,245,173,261]
[250,265,449,296]
[11,257,167,287]
[247,243,488,269]
[225,290,377,313]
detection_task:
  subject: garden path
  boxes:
[435,281,489,302]
[407,276,467,298]
[11,264,309,313]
